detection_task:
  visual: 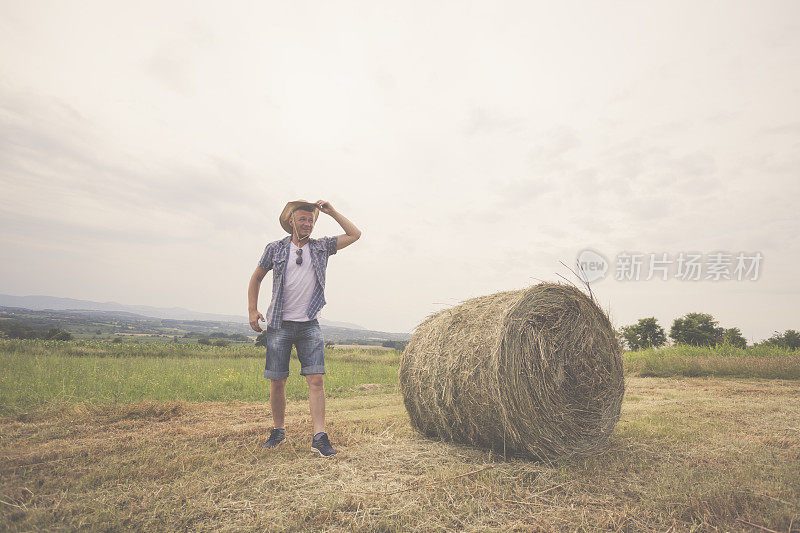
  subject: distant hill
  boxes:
[0,294,366,330]
[0,294,410,343]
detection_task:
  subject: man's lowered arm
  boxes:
[248,266,267,332]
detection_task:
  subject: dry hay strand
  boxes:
[399,282,625,462]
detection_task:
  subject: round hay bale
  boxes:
[399,282,625,461]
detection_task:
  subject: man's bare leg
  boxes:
[306,374,325,435]
[270,378,287,428]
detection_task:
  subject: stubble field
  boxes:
[1,340,798,531]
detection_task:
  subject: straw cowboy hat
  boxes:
[279,200,320,234]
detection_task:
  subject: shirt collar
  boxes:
[280,234,322,251]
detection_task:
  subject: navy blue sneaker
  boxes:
[263,428,285,449]
[311,432,337,457]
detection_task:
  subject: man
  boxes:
[248,199,361,457]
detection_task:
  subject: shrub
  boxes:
[255,331,267,347]
[620,318,666,350]
[670,313,723,347]
[758,329,800,350]
[721,327,747,349]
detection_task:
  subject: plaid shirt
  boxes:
[257,234,338,329]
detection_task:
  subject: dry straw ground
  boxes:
[2,377,798,532]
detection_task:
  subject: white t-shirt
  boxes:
[281,240,317,321]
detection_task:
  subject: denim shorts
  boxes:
[263,319,325,380]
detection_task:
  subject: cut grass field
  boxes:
[1,339,799,531]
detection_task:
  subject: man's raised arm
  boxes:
[315,199,361,250]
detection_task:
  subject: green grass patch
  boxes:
[2,339,799,416]
[623,344,800,379]
[0,340,399,415]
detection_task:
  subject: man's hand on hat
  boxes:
[316,200,335,215]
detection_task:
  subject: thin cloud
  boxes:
[0,2,799,339]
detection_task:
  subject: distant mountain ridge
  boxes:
[0,306,411,344]
[0,294,376,332]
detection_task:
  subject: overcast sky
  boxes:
[1,1,798,341]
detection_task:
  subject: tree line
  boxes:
[0,321,73,341]
[618,313,799,350]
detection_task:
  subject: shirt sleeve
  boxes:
[257,243,274,271]
[325,236,338,256]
